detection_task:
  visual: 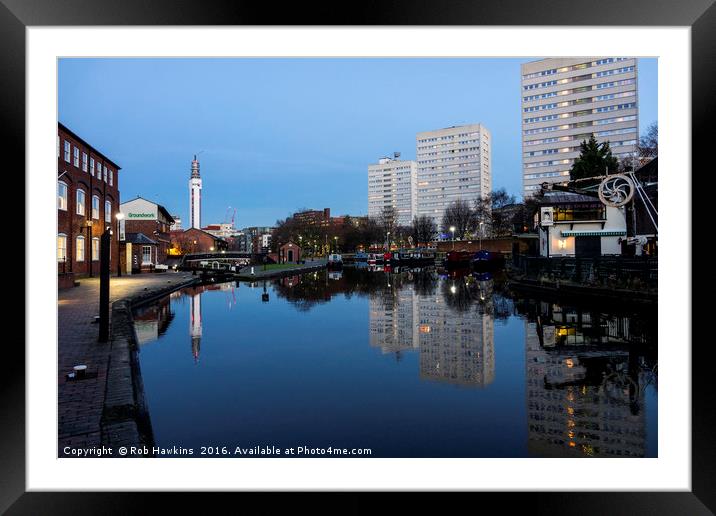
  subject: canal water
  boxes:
[134,267,657,458]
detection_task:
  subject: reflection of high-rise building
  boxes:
[367,274,495,387]
[190,291,202,362]
[369,283,419,355]
[418,295,494,387]
[525,321,647,457]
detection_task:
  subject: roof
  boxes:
[58,122,121,170]
[125,232,157,245]
[537,191,601,205]
[182,227,227,241]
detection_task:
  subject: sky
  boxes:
[59,58,657,228]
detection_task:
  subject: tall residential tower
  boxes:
[368,155,417,226]
[189,155,202,229]
[415,124,491,227]
[521,58,638,197]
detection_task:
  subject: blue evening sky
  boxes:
[59,58,657,228]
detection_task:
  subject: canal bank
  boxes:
[232,259,327,281]
[58,272,198,456]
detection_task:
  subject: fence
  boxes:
[512,254,658,290]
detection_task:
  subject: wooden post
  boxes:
[98,228,111,342]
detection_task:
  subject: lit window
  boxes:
[92,238,100,261]
[76,189,85,216]
[58,181,68,210]
[92,195,100,219]
[105,200,112,222]
[76,236,85,262]
[57,234,67,262]
[142,245,152,264]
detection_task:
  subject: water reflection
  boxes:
[134,267,657,457]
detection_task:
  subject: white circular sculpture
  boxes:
[598,174,635,207]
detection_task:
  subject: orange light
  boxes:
[420,325,431,334]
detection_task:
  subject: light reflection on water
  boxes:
[134,267,657,458]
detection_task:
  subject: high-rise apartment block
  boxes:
[368,156,417,227]
[521,58,638,196]
[415,124,491,227]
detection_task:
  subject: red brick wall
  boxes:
[57,125,121,278]
[124,219,171,264]
[173,228,228,254]
[435,237,529,254]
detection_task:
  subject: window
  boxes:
[73,147,80,167]
[142,246,152,264]
[58,181,68,210]
[108,168,113,186]
[554,203,606,221]
[76,189,85,216]
[92,195,100,219]
[96,162,102,179]
[90,157,95,176]
[103,166,108,182]
[82,152,88,172]
[57,234,67,262]
[64,140,71,162]
[92,237,100,261]
[105,200,112,222]
[76,236,85,262]
[57,136,60,157]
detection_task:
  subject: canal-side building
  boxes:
[536,191,626,257]
[119,196,175,268]
[415,124,492,227]
[368,155,418,226]
[521,58,639,197]
[171,227,229,254]
[57,122,121,286]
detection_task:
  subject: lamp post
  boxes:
[115,212,124,277]
[98,225,112,342]
[450,226,456,250]
[386,231,390,252]
[85,219,94,277]
[479,222,484,250]
[333,236,338,253]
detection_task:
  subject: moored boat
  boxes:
[444,250,472,268]
[471,249,505,270]
[327,253,343,269]
[354,251,368,262]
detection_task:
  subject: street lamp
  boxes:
[386,231,390,252]
[333,236,338,253]
[85,219,94,277]
[115,212,124,277]
[450,226,456,250]
[479,221,484,250]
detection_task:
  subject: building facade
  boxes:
[119,196,175,268]
[171,228,229,254]
[368,156,417,226]
[170,215,182,231]
[189,155,202,229]
[293,208,331,227]
[521,57,639,197]
[57,123,121,283]
[416,124,492,227]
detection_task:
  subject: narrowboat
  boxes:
[354,251,369,262]
[444,250,473,268]
[327,253,343,270]
[471,250,505,271]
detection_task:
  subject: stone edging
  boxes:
[101,276,199,456]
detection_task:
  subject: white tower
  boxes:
[189,155,202,229]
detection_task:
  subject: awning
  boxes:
[560,229,626,237]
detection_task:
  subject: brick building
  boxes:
[57,123,121,286]
[293,208,331,226]
[170,228,229,254]
[119,196,174,268]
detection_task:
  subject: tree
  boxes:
[570,135,619,181]
[639,122,658,158]
[378,206,398,246]
[441,199,475,239]
[411,215,437,246]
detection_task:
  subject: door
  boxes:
[287,250,294,262]
[575,236,601,258]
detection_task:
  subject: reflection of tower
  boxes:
[418,289,495,387]
[369,282,419,355]
[189,155,202,229]
[190,291,202,363]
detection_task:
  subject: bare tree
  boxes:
[411,215,437,246]
[441,199,475,239]
[639,122,658,158]
[378,206,398,244]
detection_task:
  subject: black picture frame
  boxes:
[4,0,713,513]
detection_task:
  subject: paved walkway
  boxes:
[58,272,196,455]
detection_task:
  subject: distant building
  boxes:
[57,122,122,286]
[368,156,417,226]
[293,208,331,226]
[416,124,492,227]
[202,222,237,239]
[171,228,228,254]
[521,58,638,197]
[120,196,175,267]
[170,215,182,231]
[189,155,202,229]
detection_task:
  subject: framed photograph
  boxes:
[6,0,713,512]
